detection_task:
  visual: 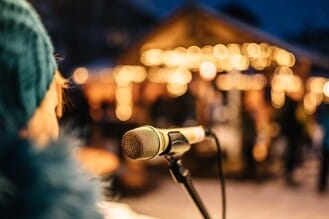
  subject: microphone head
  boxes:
[121,126,162,160]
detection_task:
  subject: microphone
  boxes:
[121,125,207,160]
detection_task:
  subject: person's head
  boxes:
[20,71,67,146]
[0,0,65,146]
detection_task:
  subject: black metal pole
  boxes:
[165,156,211,219]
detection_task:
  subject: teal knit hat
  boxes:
[0,0,57,134]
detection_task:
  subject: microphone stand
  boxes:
[163,132,211,219]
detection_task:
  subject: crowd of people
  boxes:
[239,92,329,193]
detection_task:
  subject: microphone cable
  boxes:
[206,129,226,219]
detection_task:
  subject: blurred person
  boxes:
[316,104,329,193]
[151,87,173,128]
[151,87,197,128]
[278,95,309,186]
[0,0,104,218]
[240,100,258,180]
[0,1,158,219]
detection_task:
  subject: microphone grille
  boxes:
[121,126,161,160]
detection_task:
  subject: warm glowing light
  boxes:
[175,46,187,53]
[199,61,217,80]
[255,74,267,86]
[140,43,296,77]
[167,83,188,96]
[304,93,318,106]
[245,43,261,59]
[216,73,267,91]
[304,104,316,115]
[115,84,133,121]
[141,49,163,66]
[114,67,132,85]
[288,76,302,93]
[138,43,296,85]
[202,45,213,55]
[274,49,295,67]
[216,74,233,90]
[230,54,249,71]
[242,74,267,90]
[250,58,270,70]
[227,43,241,55]
[307,77,327,94]
[115,104,132,121]
[304,93,320,115]
[310,92,323,105]
[133,71,147,83]
[148,67,192,84]
[187,45,202,56]
[73,67,89,84]
[259,43,271,58]
[323,81,329,97]
[253,143,268,162]
[213,44,228,59]
[163,50,178,66]
[271,90,285,108]
[174,47,189,67]
[114,65,146,85]
[186,46,202,68]
[167,68,192,84]
[220,58,233,71]
[115,86,132,104]
[148,67,166,83]
[271,67,302,93]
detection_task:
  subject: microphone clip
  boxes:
[160,131,191,158]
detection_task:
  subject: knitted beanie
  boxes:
[0,0,57,134]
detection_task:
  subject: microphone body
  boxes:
[121,125,206,160]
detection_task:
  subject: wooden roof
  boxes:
[116,2,329,73]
